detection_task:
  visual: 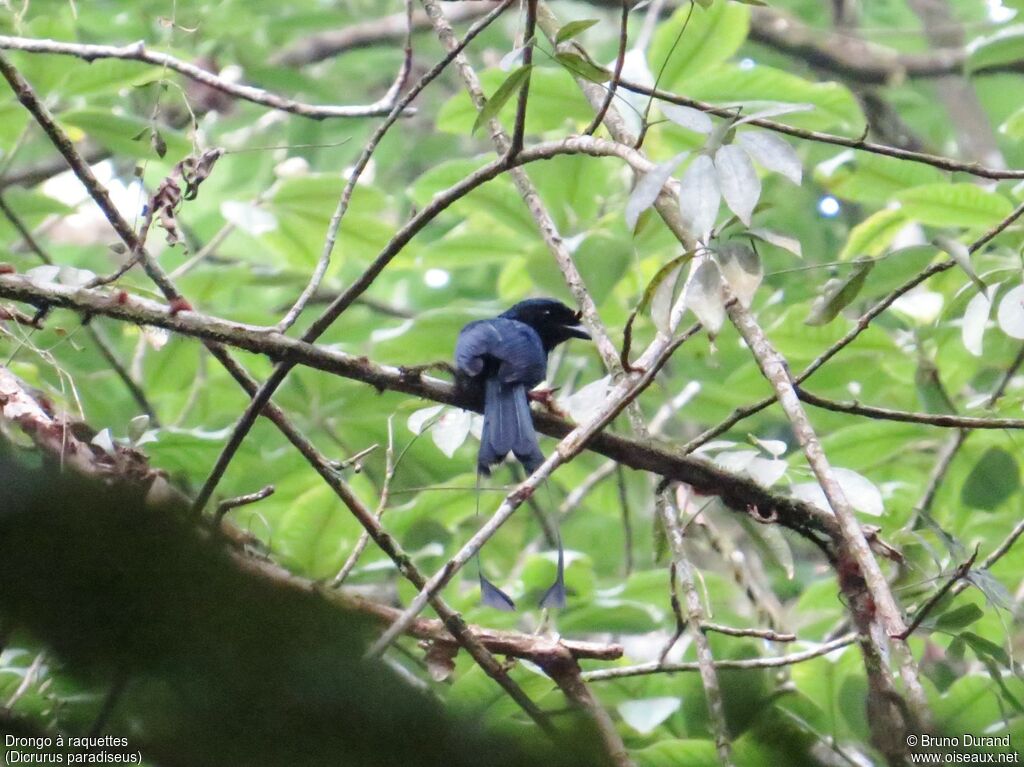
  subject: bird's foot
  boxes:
[528,387,567,417]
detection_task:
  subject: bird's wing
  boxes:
[455,318,546,386]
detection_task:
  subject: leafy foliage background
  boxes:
[2,0,1024,765]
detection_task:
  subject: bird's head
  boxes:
[501,298,591,351]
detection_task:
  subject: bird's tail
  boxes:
[478,378,544,475]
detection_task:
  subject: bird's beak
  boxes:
[564,322,591,341]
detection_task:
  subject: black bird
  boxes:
[455,298,590,610]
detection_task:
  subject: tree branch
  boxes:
[796,388,1024,430]
[0,265,849,548]
[270,2,499,67]
[615,78,1024,180]
[0,35,409,120]
[582,633,858,682]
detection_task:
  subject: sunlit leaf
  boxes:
[838,208,908,260]
[997,284,1024,339]
[431,408,472,458]
[966,25,1024,73]
[714,144,760,226]
[962,285,996,357]
[895,184,1012,229]
[677,154,720,240]
[626,152,688,231]
[220,201,278,236]
[748,228,801,258]
[561,376,612,423]
[554,52,610,83]
[933,235,985,292]
[407,405,443,436]
[737,130,802,184]
[660,103,713,134]
[618,698,681,735]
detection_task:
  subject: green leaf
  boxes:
[960,632,1011,668]
[895,184,1012,229]
[682,64,863,131]
[999,104,1024,139]
[816,152,945,205]
[554,52,611,83]
[805,257,875,325]
[960,447,1019,511]
[472,64,532,134]
[60,109,190,161]
[838,208,908,260]
[436,68,592,135]
[649,3,750,87]
[933,603,984,632]
[634,739,720,767]
[555,18,600,44]
[967,25,1024,73]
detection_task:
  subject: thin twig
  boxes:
[796,389,1024,430]
[583,633,859,682]
[0,35,409,119]
[615,78,1024,180]
[893,546,979,641]
[275,0,423,332]
[702,622,796,642]
[508,0,536,157]
[215,484,275,524]
[333,421,396,587]
[584,0,628,136]
[656,490,734,767]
